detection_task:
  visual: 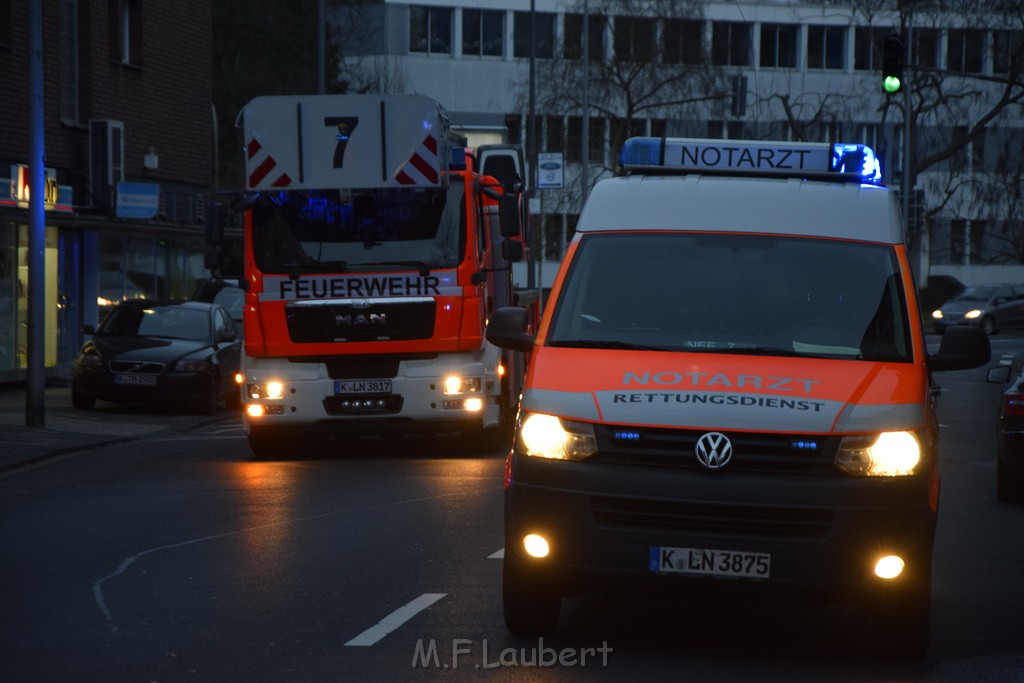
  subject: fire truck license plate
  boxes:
[650,546,771,579]
[335,379,392,394]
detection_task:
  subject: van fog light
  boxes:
[464,397,484,412]
[523,534,549,558]
[246,404,265,418]
[874,555,905,580]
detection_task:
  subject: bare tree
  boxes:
[518,0,730,218]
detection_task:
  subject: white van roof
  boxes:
[577,174,905,245]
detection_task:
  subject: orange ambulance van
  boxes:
[486,137,991,655]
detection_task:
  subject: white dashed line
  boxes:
[488,548,504,559]
[344,593,447,647]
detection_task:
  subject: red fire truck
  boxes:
[207,94,535,457]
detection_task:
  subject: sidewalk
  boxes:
[0,382,229,473]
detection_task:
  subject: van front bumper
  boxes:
[504,452,937,601]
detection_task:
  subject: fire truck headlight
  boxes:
[517,412,597,461]
[246,381,285,400]
[443,375,481,395]
[835,431,921,476]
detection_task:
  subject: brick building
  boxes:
[0,0,213,381]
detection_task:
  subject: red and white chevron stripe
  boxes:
[391,135,440,186]
[246,137,292,189]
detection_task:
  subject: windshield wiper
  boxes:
[549,339,667,351]
[708,346,833,359]
[350,261,432,276]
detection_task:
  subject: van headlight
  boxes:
[517,412,597,461]
[835,431,921,476]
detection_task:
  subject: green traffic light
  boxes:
[883,75,902,94]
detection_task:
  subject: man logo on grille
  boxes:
[695,432,733,470]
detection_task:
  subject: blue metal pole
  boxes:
[27,0,46,427]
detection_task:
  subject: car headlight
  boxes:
[964,309,982,319]
[835,431,921,476]
[77,354,102,368]
[930,310,943,320]
[517,412,597,461]
[174,358,211,373]
[443,375,481,394]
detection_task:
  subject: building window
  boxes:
[545,115,563,152]
[993,30,1023,75]
[59,0,79,123]
[564,13,605,61]
[513,11,554,59]
[463,9,503,57]
[950,126,984,173]
[950,219,966,263]
[712,22,751,66]
[707,120,746,139]
[913,28,940,69]
[504,114,522,146]
[410,6,452,55]
[760,23,798,68]
[110,0,143,66]
[854,27,895,71]
[0,0,12,47]
[807,25,845,70]
[969,220,986,264]
[663,18,702,65]
[947,28,984,73]
[613,16,654,63]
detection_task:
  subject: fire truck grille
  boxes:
[286,300,435,343]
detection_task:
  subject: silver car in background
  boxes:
[931,283,1024,335]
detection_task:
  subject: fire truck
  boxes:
[206,94,535,457]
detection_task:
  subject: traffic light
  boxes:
[882,33,904,95]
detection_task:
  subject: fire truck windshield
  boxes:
[251,184,466,274]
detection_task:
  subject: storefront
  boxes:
[0,165,208,383]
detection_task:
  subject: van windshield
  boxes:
[548,233,912,362]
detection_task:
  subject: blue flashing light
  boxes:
[791,440,819,450]
[449,147,467,171]
[618,137,883,185]
[831,143,882,185]
[614,430,642,442]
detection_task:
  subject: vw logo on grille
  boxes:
[695,432,733,470]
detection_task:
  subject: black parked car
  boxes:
[190,278,244,338]
[71,300,242,415]
[988,357,1024,503]
[931,283,1024,334]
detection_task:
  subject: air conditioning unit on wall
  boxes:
[89,119,124,209]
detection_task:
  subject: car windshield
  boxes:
[250,184,465,275]
[547,232,912,361]
[98,305,211,342]
[953,285,998,302]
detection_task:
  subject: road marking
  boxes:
[344,593,446,647]
[488,548,504,559]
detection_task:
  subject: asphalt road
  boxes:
[0,337,1022,681]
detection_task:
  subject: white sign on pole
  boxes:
[536,152,564,189]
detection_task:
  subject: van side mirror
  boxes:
[930,325,991,372]
[486,306,535,353]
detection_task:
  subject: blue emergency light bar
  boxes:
[619,137,883,185]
